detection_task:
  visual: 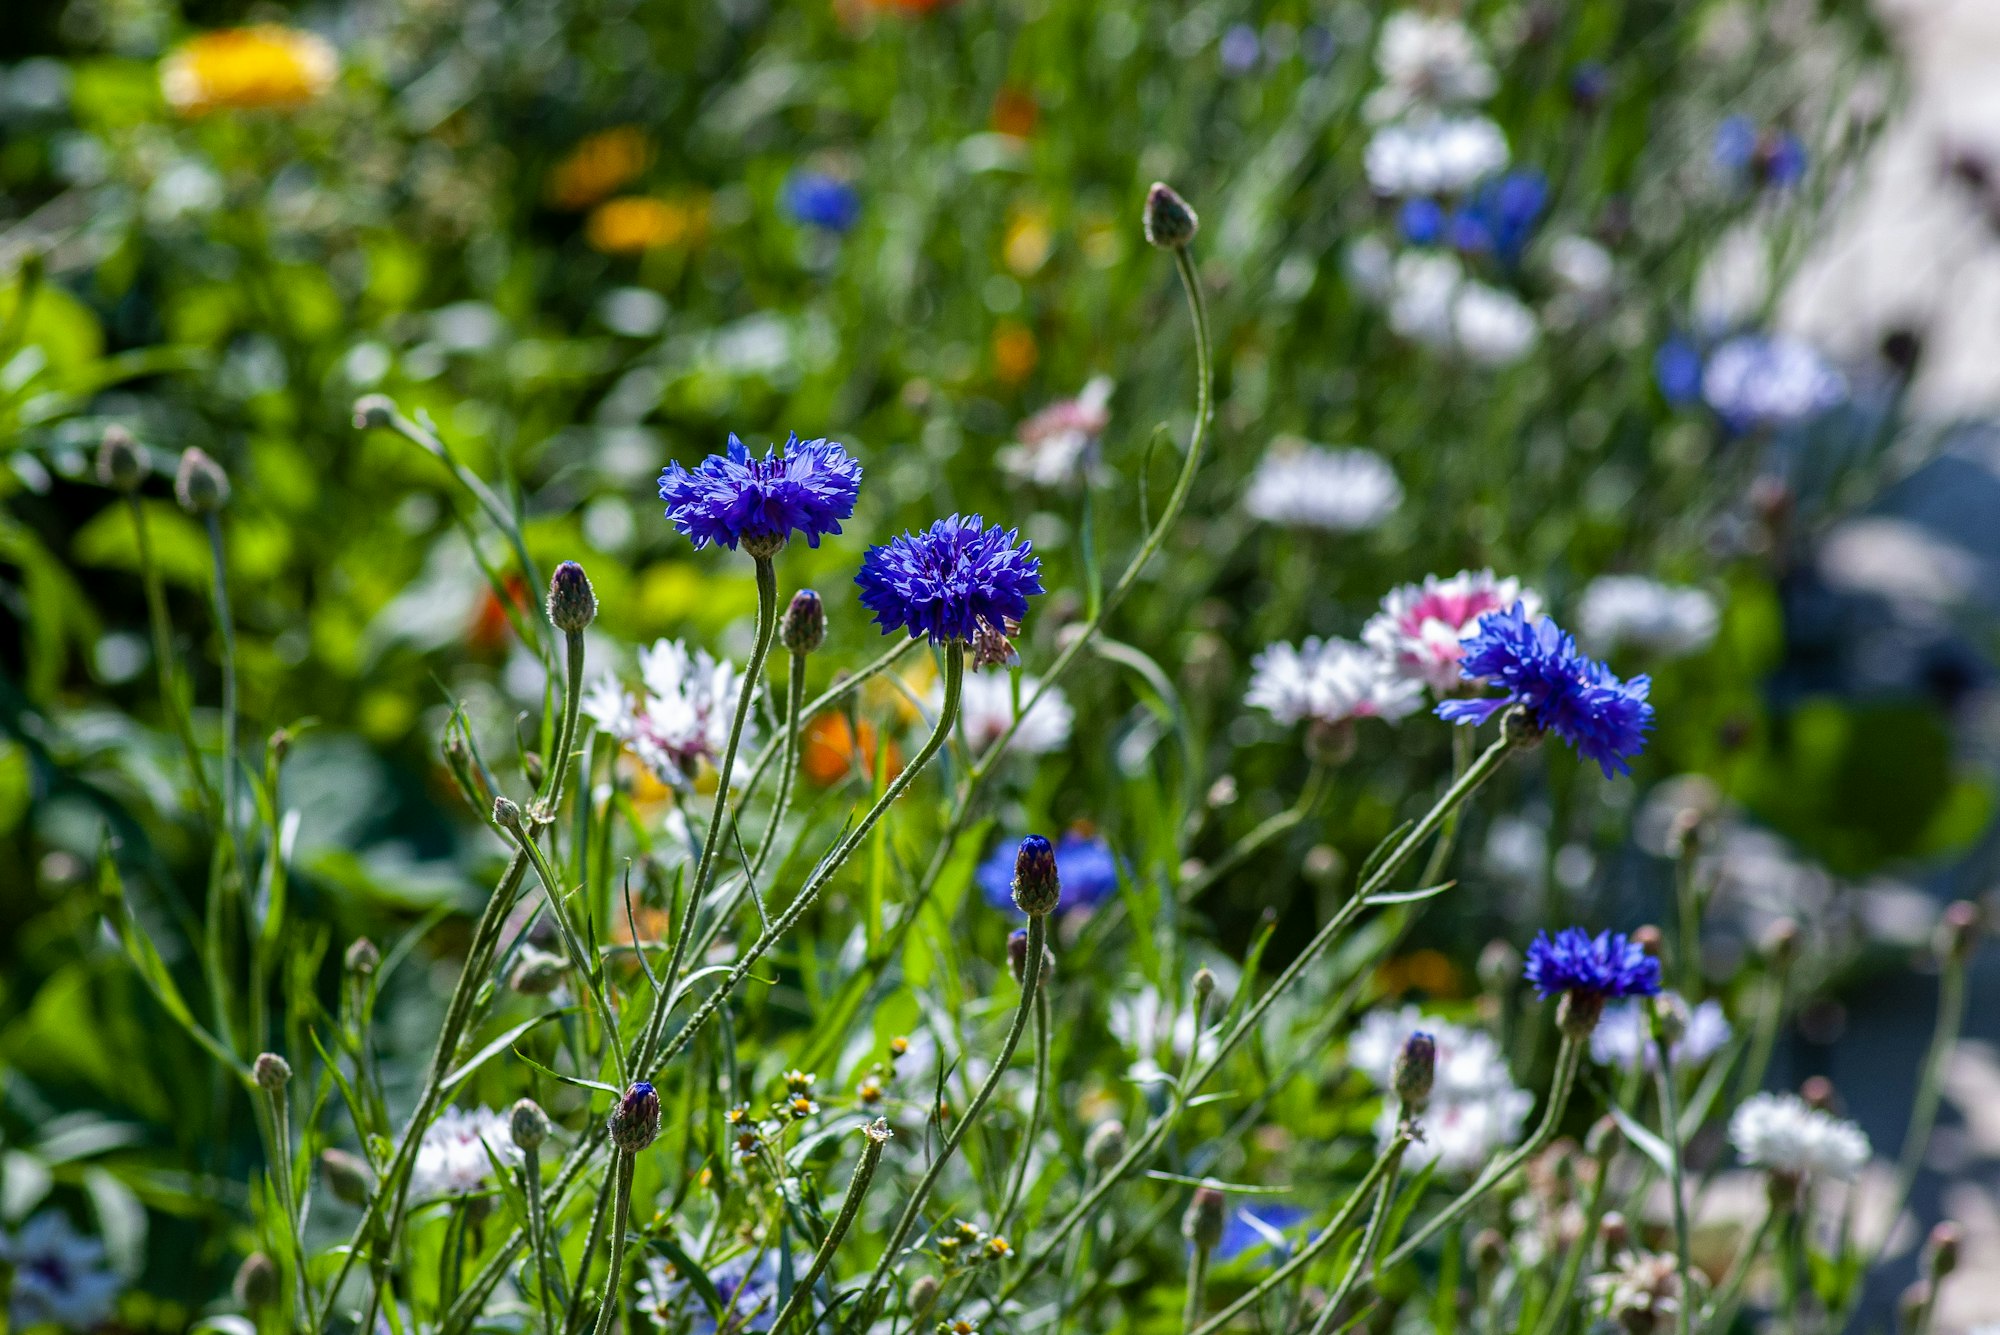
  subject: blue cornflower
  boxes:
[1569,62,1611,110]
[782,171,861,233]
[657,433,861,557]
[1216,1203,1312,1263]
[1713,115,1759,175]
[1654,336,1705,407]
[1220,23,1262,73]
[1714,117,1807,189]
[977,830,1119,914]
[1399,197,1446,246]
[1449,170,1547,263]
[1523,927,1662,1001]
[1436,603,1654,778]
[855,514,1044,644]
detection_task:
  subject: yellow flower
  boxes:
[584,195,710,255]
[1003,205,1052,277]
[160,26,338,117]
[546,127,654,211]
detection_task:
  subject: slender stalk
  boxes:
[562,1169,615,1335]
[748,649,809,886]
[1180,764,1326,902]
[1182,1242,1211,1334]
[129,496,214,813]
[589,1150,637,1335]
[541,629,587,811]
[855,909,1047,1322]
[522,1144,560,1335]
[1653,1034,1694,1335]
[770,1120,892,1334]
[1881,948,1968,1262]
[1309,1137,1411,1335]
[507,818,627,1083]
[1703,1204,1778,1334]
[1528,1119,1619,1335]
[996,989,1052,1237]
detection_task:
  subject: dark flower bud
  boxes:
[1007,929,1053,987]
[509,947,567,995]
[1599,1211,1628,1253]
[1394,1031,1436,1112]
[1085,1120,1126,1170]
[97,425,145,492]
[511,1097,552,1151]
[1143,182,1199,249]
[1010,834,1061,916]
[253,1052,291,1091]
[1937,900,1981,963]
[233,1251,280,1308]
[352,394,396,429]
[344,937,380,977]
[175,447,230,514]
[783,589,827,654]
[493,795,524,833]
[1800,1076,1837,1112]
[1182,1181,1226,1251]
[319,1148,375,1206]
[909,1275,941,1316]
[1192,967,1217,1005]
[1926,1222,1960,1280]
[547,560,597,635]
[523,752,546,791]
[1631,925,1664,957]
[609,1080,661,1152]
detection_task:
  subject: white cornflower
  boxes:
[1729,1092,1871,1181]
[1351,1006,1533,1174]
[1700,334,1846,431]
[1548,234,1615,296]
[1589,994,1732,1072]
[1382,253,1538,365]
[1387,251,1465,345]
[1366,12,1497,121]
[410,1106,523,1199]
[938,671,1073,754]
[1245,442,1403,532]
[583,640,750,787]
[1576,576,1721,658]
[998,375,1113,487]
[0,1213,125,1330]
[1364,569,1541,694]
[1451,282,1540,366]
[1364,115,1509,196]
[1246,638,1425,728]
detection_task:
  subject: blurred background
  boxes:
[6,0,2000,1327]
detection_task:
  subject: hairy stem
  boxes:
[770,1122,891,1334]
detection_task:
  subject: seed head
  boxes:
[782,589,826,654]
[175,447,230,514]
[96,425,145,492]
[1142,182,1199,249]
[547,560,597,634]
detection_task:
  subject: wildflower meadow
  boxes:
[5,0,2000,1332]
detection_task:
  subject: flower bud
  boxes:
[174,447,230,514]
[1925,1222,1960,1281]
[1898,1280,1931,1334]
[1182,1181,1226,1251]
[1599,1211,1628,1254]
[1192,967,1217,1005]
[1084,1119,1126,1171]
[546,560,597,635]
[1393,1031,1436,1113]
[609,1080,661,1152]
[233,1251,280,1308]
[511,1097,552,1152]
[1586,1113,1622,1159]
[782,589,826,654]
[1010,834,1061,916]
[509,946,567,995]
[1937,900,1981,963]
[1800,1075,1837,1112]
[493,794,523,833]
[1631,924,1664,957]
[352,394,396,429]
[1142,182,1199,249]
[319,1148,375,1206]
[96,425,145,492]
[1648,993,1689,1047]
[908,1275,941,1316]
[1006,929,1052,987]
[344,937,380,977]
[253,1052,291,1092]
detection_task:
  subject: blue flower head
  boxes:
[1450,170,1547,262]
[1436,603,1654,778]
[1654,336,1705,407]
[854,513,1044,644]
[977,830,1119,915]
[1523,927,1662,1001]
[782,171,860,233]
[1215,1203,1312,1263]
[658,433,861,557]
[1399,197,1446,246]
[1713,116,1759,175]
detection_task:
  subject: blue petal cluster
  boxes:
[1714,116,1807,188]
[782,171,861,233]
[1397,170,1547,263]
[977,830,1119,915]
[1215,1202,1312,1263]
[1523,927,1662,1000]
[854,514,1044,644]
[1436,603,1654,777]
[657,434,861,554]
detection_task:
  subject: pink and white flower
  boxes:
[1246,637,1425,727]
[1363,569,1541,694]
[583,639,750,787]
[998,375,1113,487]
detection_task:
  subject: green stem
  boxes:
[508,818,627,1084]
[1180,764,1326,902]
[541,630,586,812]
[590,1150,636,1335]
[1309,1138,1410,1335]
[562,1168,615,1335]
[769,1120,892,1334]
[1883,951,1968,1261]
[129,496,214,814]
[204,514,249,884]
[1182,1244,1211,1334]
[1703,1205,1778,1334]
[996,989,1052,1238]
[1654,1035,1694,1335]
[522,1144,561,1334]
[1528,1121,1620,1335]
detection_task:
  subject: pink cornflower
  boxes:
[998,376,1113,486]
[1363,569,1540,694]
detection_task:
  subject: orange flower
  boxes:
[802,713,903,786]
[546,127,654,211]
[1373,949,1463,999]
[468,574,529,654]
[1003,206,1052,277]
[585,195,709,255]
[991,87,1038,139]
[160,26,338,116]
[992,321,1039,385]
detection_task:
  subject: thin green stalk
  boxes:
[507,817,627,1084]
[1180,764,1326,903]
[996,988,1052,1238]
[1881,949,1968,1263]
[541,629,587,811]
[1704,1206,1771,1333]
[770,1119,892,1334]
[855,909,1047,1323]
[562,1168,615,1335]
[129,496,214,814]
[1308,1137,1411,1335]
[522,1144,560,1334]
[748,649,809,887]
[1182,1242,1211,1334]
[1528,1121,1619,1335]
[204,514,250,885]
[1654,1034,1694,1335]
[590,1150,637,1335]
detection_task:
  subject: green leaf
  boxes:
[1606,1102,1676,1177]
[509,1046,620,1096]
[644,1233,726,1322]
[443,1010,577,1094]
[1363,881,1455,908]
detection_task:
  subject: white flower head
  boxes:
[1364,569,1542,694]
[585,640,751,787]
[1451,281,1539,366]
[938,671,1073,755]
[1589,994,1732,1072]
[1366,12,1497,121]
[1365,115,1509,197]
[410,1106,523,1200]
[1109,981,1222,1085]
[1351,1006,1533,1174]
[1382,254,1538,365]
[1700,335,1845,431]
[0,1212,125,1330]
[1245,441,1403,532]
[1247,638,1425,728]
[1576,576,1721,659]
[998,375,1113,487]
[1729,1092,1870,1180]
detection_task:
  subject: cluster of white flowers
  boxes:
[409,1105,522,1200]
[1244,440,1403,532]
[1363,569,1539,694]
[1365,116,1510,196]
[1588,994,1732,1072]
[1362,13,1507,197]
[1728,1092,1871,1180]
[1365,12,1497,121]
[583,639,749,786]
[937,671,1073,754]
[1576,575,1721,659]
[998,375,1113,487]
[1385,251,1539,366]
[1350,1006,1533,1175]
[1246,637,1425,730]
